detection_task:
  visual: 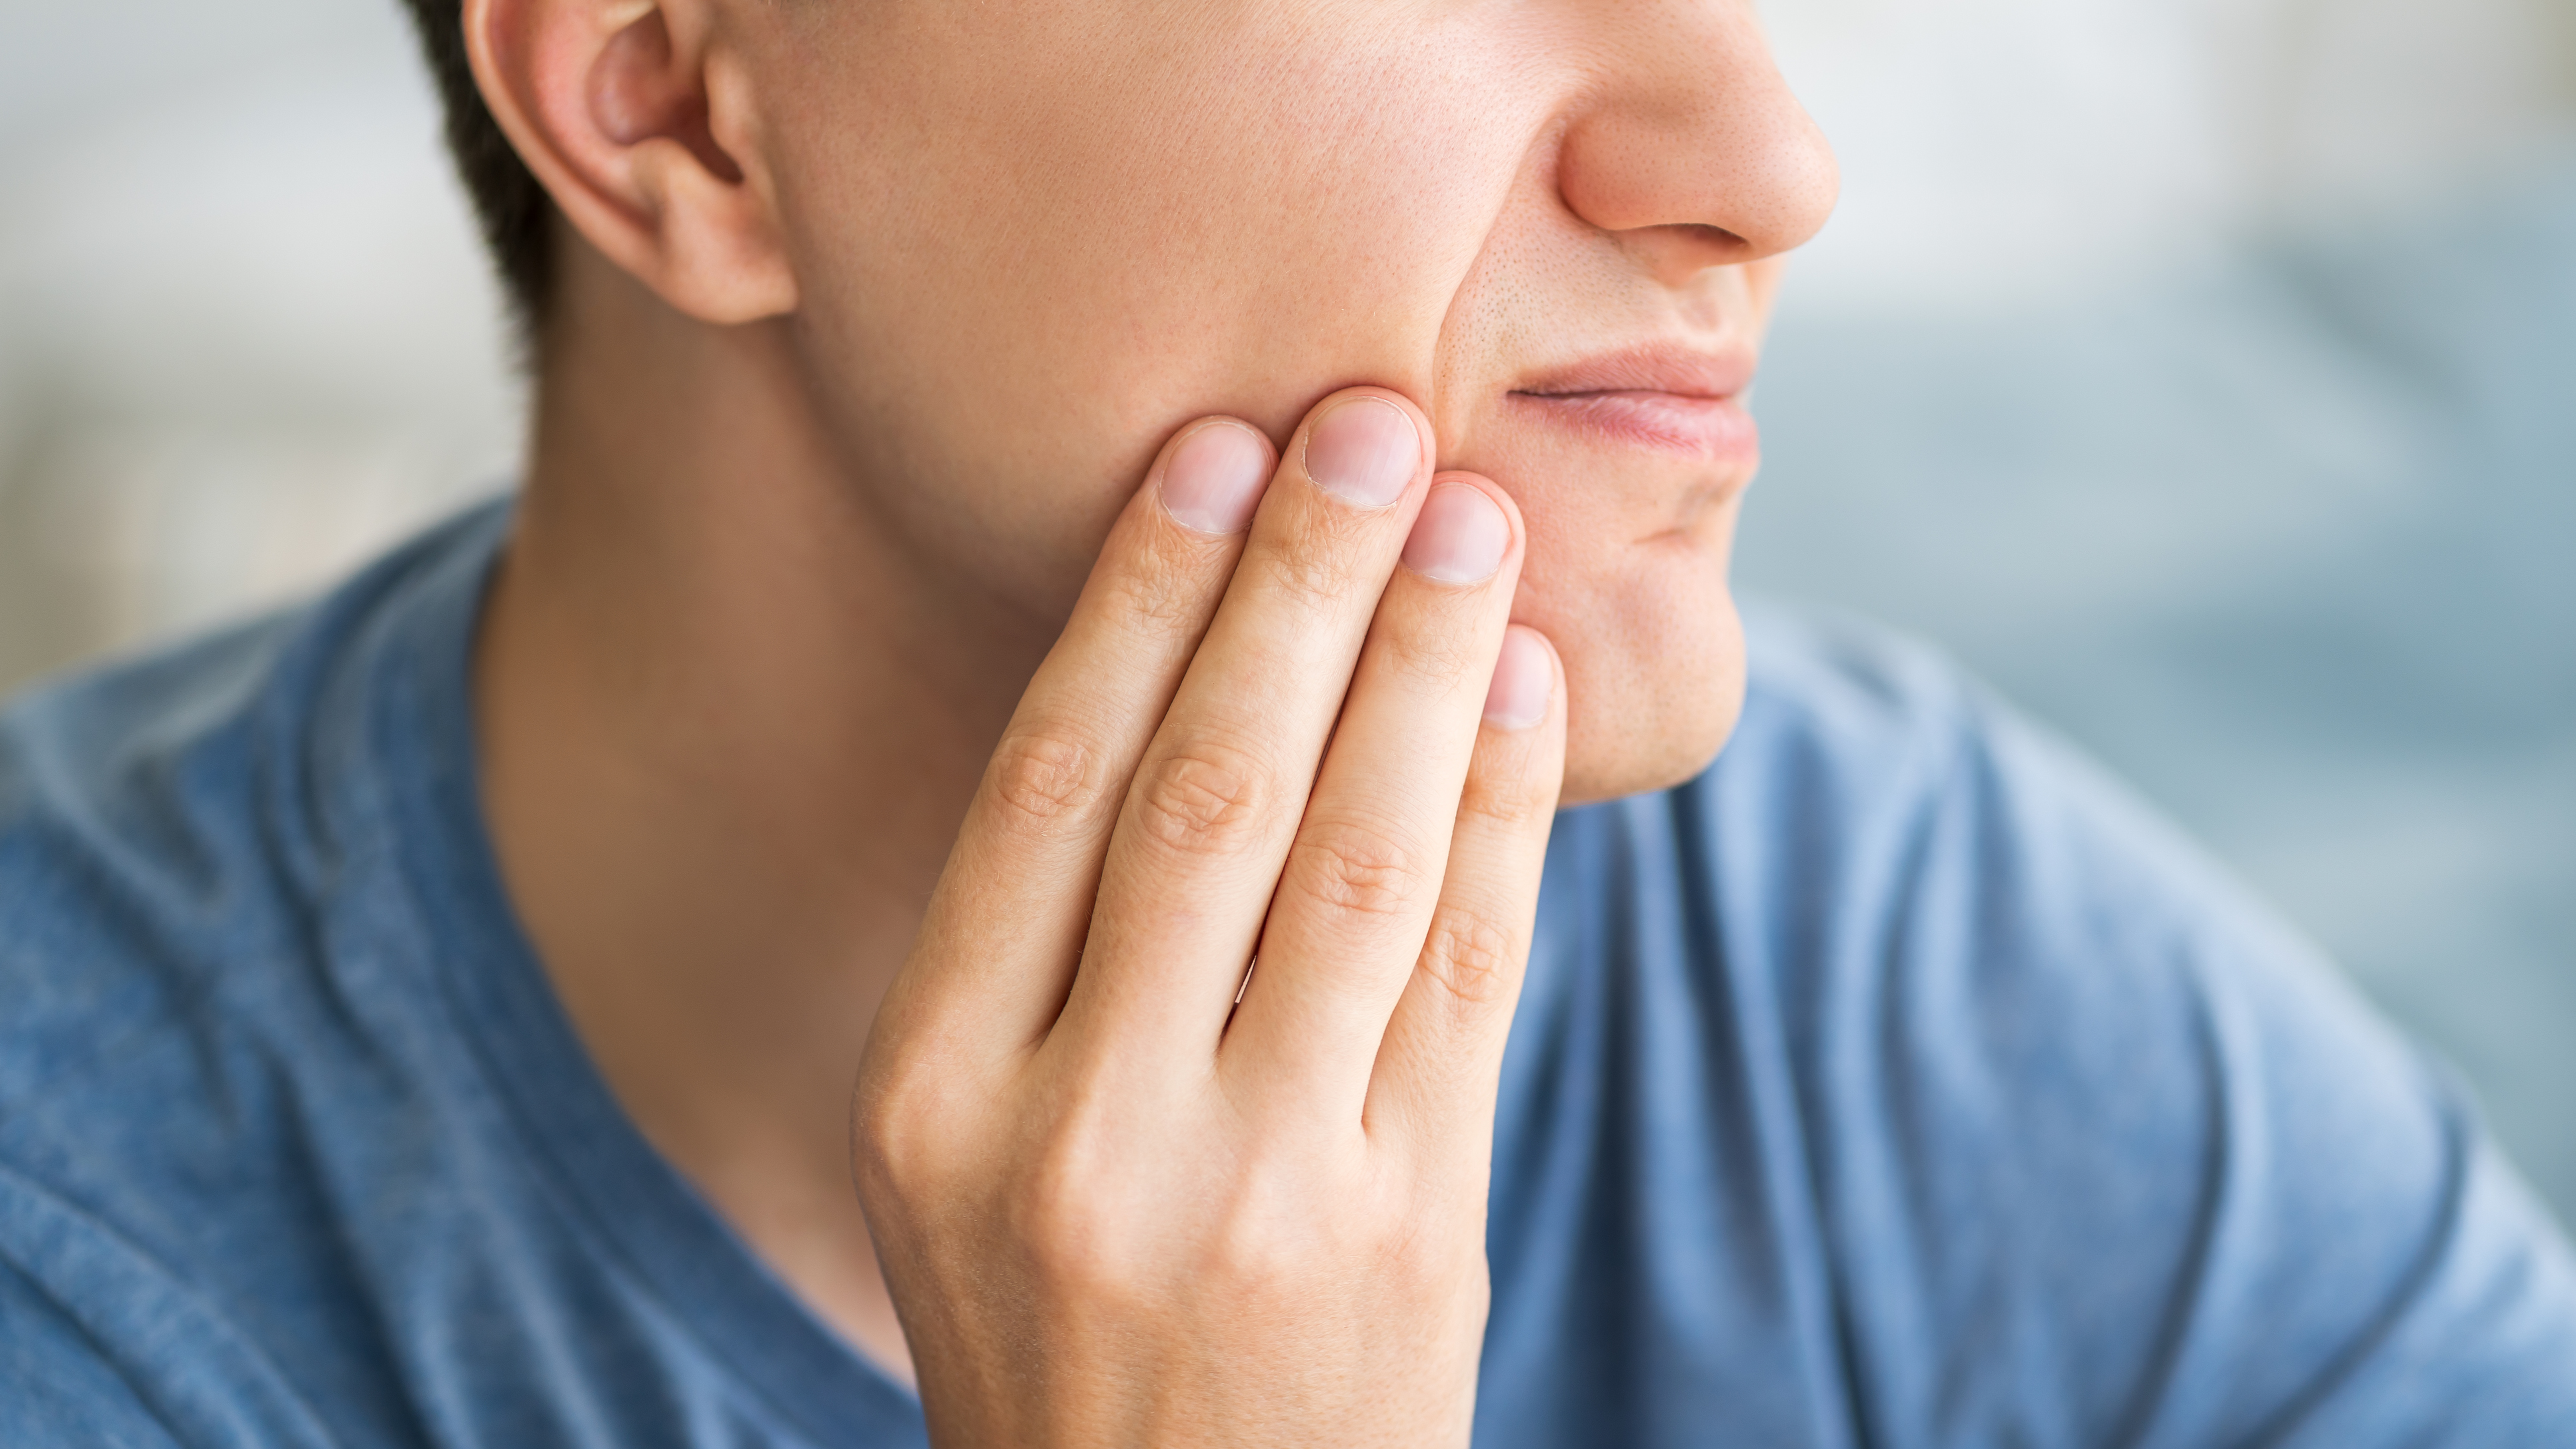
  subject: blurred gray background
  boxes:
[3,1,2569,1223]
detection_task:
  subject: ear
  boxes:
[464,0,797,323]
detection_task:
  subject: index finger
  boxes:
[877,417,1275,1065]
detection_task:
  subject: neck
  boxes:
[473,245,1045,1378]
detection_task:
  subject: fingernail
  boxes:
[1403,483,1510,584]
[1483,627,1553,731]
[1303,397,1419,508]
[1160,422,1272,535]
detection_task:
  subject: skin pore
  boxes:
[465,0,1833,1418]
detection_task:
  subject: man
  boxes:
[4,0,2572,1442]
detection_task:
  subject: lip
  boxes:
[1507,344,1761,462]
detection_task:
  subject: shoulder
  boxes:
[1707,603,2316,989]
[0,624,327,1446]
[0,502,505,1112]
[0,505,509,1444]
[0,1162,338,1448]
[0,612,311,1116]
[1675,605,2576,1441]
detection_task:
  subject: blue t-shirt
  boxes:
[3,503,2572,1447]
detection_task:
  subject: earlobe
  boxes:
[464,0,797,325]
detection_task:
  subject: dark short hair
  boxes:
[397,0,554,334]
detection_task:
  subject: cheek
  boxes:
[771,10,1544,619]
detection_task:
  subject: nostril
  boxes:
[1668,224,1753,269]
[1611,222,1749,283]
[1675,223,1747,252]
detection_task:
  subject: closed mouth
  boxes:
[1505,343,1761,460]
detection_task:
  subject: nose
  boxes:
[1554,0,1839,281]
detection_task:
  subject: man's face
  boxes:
[743,0,1835,804]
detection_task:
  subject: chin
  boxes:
[1552,595,1748,808]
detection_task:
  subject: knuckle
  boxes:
[1372,1211,1454,1294]
[1205,1217,1307,1298]
[1202,1171,1331,1293]
[1132,740,1273,857]
[1373,610,1483,689]
[1258,507,1374,617]
[1286,816,1427,920]
[1459,744,1551,829]
[1384,1212,1483,1316]
[1102,531,1214,631]
[1418,904,1517,1006]
[1015,1176,1125,1296]
[987,725,1110,826]
[847,1096,903,1184]
[1010,1123,1138,1294]
[850,1059,955,1193]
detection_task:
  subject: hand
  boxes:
[851,387,1566,1446]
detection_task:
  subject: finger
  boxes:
[1219,478,1527,1119]
[1362,625,1564,1152]
[1057,387,1437,1062]
[883,417,1276,1064]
